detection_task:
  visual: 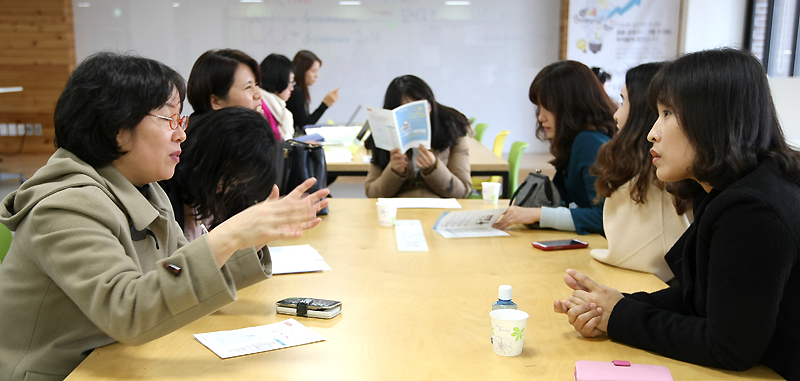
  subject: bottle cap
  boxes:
[498,285,512,300]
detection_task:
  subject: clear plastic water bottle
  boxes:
[491,285,517,343]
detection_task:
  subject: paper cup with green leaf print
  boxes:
[489,309,529,356]
[482,182,501,204]
[376,202,397,227]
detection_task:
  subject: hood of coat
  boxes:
[0,148,161,232]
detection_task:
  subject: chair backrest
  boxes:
[492,130,510,157]
[0,224,12,264]
[508,141,529,195]
[468,117,476,126]
[473,123,488,143]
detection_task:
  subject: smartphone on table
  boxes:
[531,239,589,251]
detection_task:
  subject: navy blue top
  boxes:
[552,130,610,235]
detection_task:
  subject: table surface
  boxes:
[66,199,782,380]
[326,138,509,174]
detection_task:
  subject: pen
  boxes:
[199,223,209,235]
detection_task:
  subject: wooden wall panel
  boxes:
[0,0,73,154]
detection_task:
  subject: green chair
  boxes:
[473,123,488,143]
[0,224,12,264]
[468,117,476,126]
[507,141,529,195]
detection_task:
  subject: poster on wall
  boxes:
[565,0,681,102]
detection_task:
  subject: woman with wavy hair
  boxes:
[494,61,616,235]
[589,62,692,282]
[555,49,800,380]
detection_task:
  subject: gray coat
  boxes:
[0,149,271,380]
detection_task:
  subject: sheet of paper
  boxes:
[433,208,510,238]
[303,126,363,145]
[323,146,354,163]
[194,318,326,359]
[269,244,332,274]
[395,220,429,252]
[376,198,462,209]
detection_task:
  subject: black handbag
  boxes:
[508,170,561,228]
[276,140,329,215]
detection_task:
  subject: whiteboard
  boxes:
[73,0,561,153]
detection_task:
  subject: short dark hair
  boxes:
[648,48,800,190]
[173,107,277,227]
[54,52,185,167]
[364,75,470,168]
[260,54,295,94]
[293,50,321,107]
[187,49,261,115]
[529,60,617,169]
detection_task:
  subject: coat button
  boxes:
[163,263,182,276]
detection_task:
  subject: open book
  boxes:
[365,100,431,152]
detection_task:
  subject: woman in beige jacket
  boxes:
[0,52,328,380]
[364,75,472,198]
[590,62,693,282]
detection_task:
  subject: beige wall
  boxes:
[770,77,800,147]
[0,0,75,154]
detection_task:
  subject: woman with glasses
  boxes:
[260,53,296,141]
[0,52,328,380]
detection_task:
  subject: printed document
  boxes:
[433,208,510,238]
[269,244,332,274]
[377,197,462,209]
[194,318,325,359]
[366,100,431,152]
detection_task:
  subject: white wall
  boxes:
[770,77,800,147]
[681,0,748,53]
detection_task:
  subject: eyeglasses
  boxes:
[149,113,188,131]
[290,81,297,87]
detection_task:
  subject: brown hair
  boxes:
[592,62,692,215]
[529,61,616,170]
[292,50,321,108]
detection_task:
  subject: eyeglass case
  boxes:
[574,360,673,381]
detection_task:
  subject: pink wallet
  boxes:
[574,360,674,381]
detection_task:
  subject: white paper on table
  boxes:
[194,318,326,359]
[395,220,429,252]
[304,126,363,145]
[269,244,332,274]
[432,208,510,238]
[323,146,354,163]
[376,198,462,209]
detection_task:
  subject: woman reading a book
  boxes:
[554,49,799,380]
[492,61,616,235]
[364,75,472,198]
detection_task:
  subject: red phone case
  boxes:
[531,240,588,251]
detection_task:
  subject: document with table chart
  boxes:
[194,318,325,359]
[432,208,510,238]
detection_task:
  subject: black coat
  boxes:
[608,159,800,380]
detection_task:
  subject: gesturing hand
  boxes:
[553,269,623,337]
[323,88,340,107]
[207,178,329,267]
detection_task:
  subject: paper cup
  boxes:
[482,182,501,204]
[376,202,397,227]
[490,309,529,356]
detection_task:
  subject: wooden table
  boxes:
[327,139,511,197]
[66,199,782,380]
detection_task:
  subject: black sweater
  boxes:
[286,87,328,135]
[608,159,799,380]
